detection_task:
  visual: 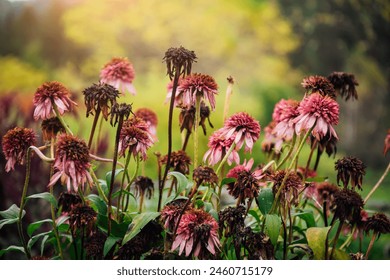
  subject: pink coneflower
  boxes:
[271,99,300,145]
[100,57,136,95]
[2,127,36,172]
[220,112,261,152]
[134,108,158,141]
[261,121,283,155]
[203,128,240,166]
[161,199,190,232]
[171,208,220,259]
[175,73,218,110]
[48,134,93,193]
[118,118,154,160]
[294,93,339,140]
[33,81,77,120]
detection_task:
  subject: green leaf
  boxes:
[0,204,24,219]
[264,214,281,246]
[27,219,53,237]
[0,245,25,257]
[0,204,25,230]
[28,230,53,251]
[168,171,190,197]
[330,248,350,260]
[248,209,261,224]
[87,194,107,215]
[56,215,69,227]
[26,192,58,208]
[305,176,328,182]
[306,227,331,260]
[106,168,124,188]
[208,209,219,221]
[293,210,316,228]
[122,212,160,245]
[257,188,274,215]
[104,236,120,257]
[41,235,49,256]
[220,177,236,186]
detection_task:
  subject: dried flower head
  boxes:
[335,156,366,191]
[315,182,339,204]
[239,227,274,260]
[327,72,359,101]
[163,46,197,80]
[271,170,304,206]
[220,112,261,152]
[100,57,136,95]
[69,204,97,236]
[110,103,132,127]
[301,75,336,99]
[41,117,65,141]
[294,93,339,141]
[203,128,240,166]
[2,127,36,172]
[171,208,220,259]
[384,129,390,156]
[118,118,154,161]
[160,150,192,175]
[332,188,364,224]
[192,166,218,186]
[161,199,190,232]
[364,213,390,235]
[48,134,93,193]
[179,102,213,135]
[176,73,218,110]
[84,230,107,259]
[218,206,246,237]
[134,108,158,140]
[83,82,119,120]
[134,176,154,199]
[33,81,77,120]
[58,192,82,213]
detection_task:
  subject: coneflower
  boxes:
[100,57,136,95]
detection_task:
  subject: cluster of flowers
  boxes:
[1,47,390,260]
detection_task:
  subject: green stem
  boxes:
[87,108,101,150]
[329,221,344,260]
[90,168,108,203]
[52,103,73,135]
[364,232,378,260]
[18,147,33,259]
[123,155,140,212]
[364,161,390,204]
[49,137,63,259]
[215,143,236,175]
[117,153,132,217]
[193,95,201,168]
[276,134,297,169]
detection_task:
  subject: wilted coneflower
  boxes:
[2,127,36,172]
[100,57,136,95]
[83,82,119,120]
[226,160,265,206]
[41,117,65,141]
[33,81,77,120]
[239,227,274,260]
[301,75,336,99]
[110,103,133,127]
[364,212,390,259]
[203,128,240,166]
[315,182,339,205]
[179,102,213,135]
[271,170,304,207]
[134,176,154,199]
[220,112,261,153]
[384,129,390,156]
[192,166,219,186]
[272,99,300,145]
[327,72,359,101]
[57,192,82,213]
[48,134,93,193]
[171,208,220,259]
[176,73,218,110]
[163,46,197,80]
[294,93,339,141]
[218,205,246,238]
[335,156,366,191]
[331,188,364,224]
[161,199,191,232]
[160,150,192,175]
[134,108,158,141]
[68,204,97,237]
[118,118,154,161]
[84,230,107,260]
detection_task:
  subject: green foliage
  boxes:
[0,204,25,230]
[264,214,281,246]
[122,212,160,245]
[257,188,274,215]
[306,227,330,260]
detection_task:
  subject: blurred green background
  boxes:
[0,0,389,258]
